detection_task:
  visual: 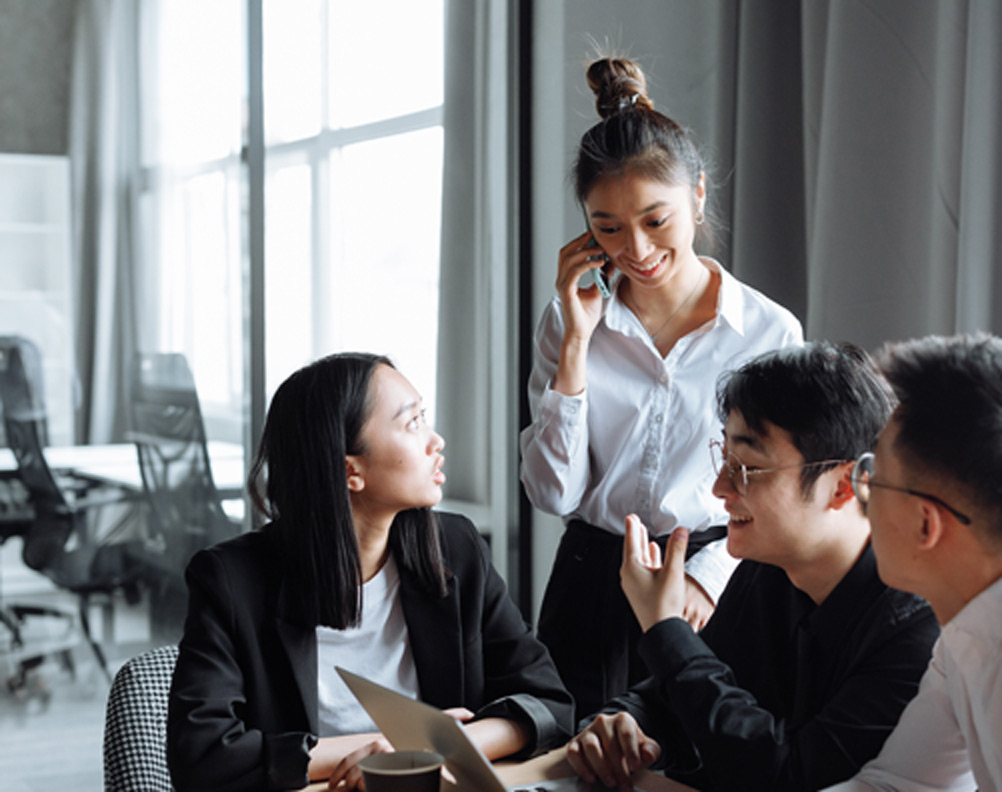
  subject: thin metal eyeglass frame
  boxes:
[708,439,849,496]
[850,452,971,525]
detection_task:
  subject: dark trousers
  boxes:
[537,520,727,720]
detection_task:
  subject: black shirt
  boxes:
[601,545,939,791]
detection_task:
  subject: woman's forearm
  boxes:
[466,717,532,761]
[553,336,589,396]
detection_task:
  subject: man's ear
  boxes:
[917,500,947,550]
[346,456,365,493]
[829,465,857,510]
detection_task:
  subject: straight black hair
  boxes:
[877,333,1002,541]
[248,352,447,629]
[717,342,896,497]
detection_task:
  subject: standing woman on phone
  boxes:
[168,353,573,791]
[520,56,803,717]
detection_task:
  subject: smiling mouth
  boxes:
[728,514,752,525]
[629,252,667,274]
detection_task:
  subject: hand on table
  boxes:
[566,712,660,791]
[324,736,392,790]
[322,709,472,789]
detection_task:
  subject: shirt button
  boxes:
[653,413,663,423]
[659,373,668,384]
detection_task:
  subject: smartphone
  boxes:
[582,236,612,298]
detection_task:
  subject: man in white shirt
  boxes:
[827,333,1002,792]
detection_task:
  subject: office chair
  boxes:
[0,468,80,693]
[0,335,140,684]
[103,644,178,792]
[128,353,240,636]
[0,336,80,691]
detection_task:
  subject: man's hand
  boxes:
[620,514,690,633]
[566,712,660,791]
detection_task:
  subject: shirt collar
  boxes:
[945,572,1002,638]
[711,259,747,336]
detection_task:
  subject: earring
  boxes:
[694,208,705,225]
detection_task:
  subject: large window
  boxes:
[139,0,445,440]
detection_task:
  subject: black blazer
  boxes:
[167,512,573,791]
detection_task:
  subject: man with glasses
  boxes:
[826,334,1002,792]
[566,342,939,792]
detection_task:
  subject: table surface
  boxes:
[299,746,696,791]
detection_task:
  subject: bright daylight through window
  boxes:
[140,0,444,441]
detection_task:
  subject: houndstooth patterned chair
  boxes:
[103,645,179,792]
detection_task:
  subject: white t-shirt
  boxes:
[316,556,420,737]
[519,258,803,602]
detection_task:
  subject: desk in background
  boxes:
[0,440,245,522]
[0,440,247,643]
[0,441,245,495]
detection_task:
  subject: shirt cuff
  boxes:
[538,382,586,421]
[683,536,738,605]
[638,617,710,678]
[474,693,564,760]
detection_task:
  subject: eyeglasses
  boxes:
[709,439,849,496]
[850,452,971,525]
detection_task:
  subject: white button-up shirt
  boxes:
[824,574,1002,792]
[520,259,803,602]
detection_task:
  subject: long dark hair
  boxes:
[574,56,717,250]
[248,353,447,628]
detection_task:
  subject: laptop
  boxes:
[336,666,616,792]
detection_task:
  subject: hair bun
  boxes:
[586,57,654,118]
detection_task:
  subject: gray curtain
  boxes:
[794,0,1001,344]
[436,0,515,512]
[703,0,1002,347]
[436,0,489,506]
[68,0,140,444]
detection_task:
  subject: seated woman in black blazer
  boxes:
[167,353,574,791]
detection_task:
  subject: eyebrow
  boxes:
[589,200,670,220]
[726,431,766,454]
[393,399,422,420]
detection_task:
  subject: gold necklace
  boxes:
[627,267,709,340]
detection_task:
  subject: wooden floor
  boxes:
[0,539,160,792]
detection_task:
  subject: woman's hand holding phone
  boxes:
[552,229,611,397]
[556,230,611,344]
